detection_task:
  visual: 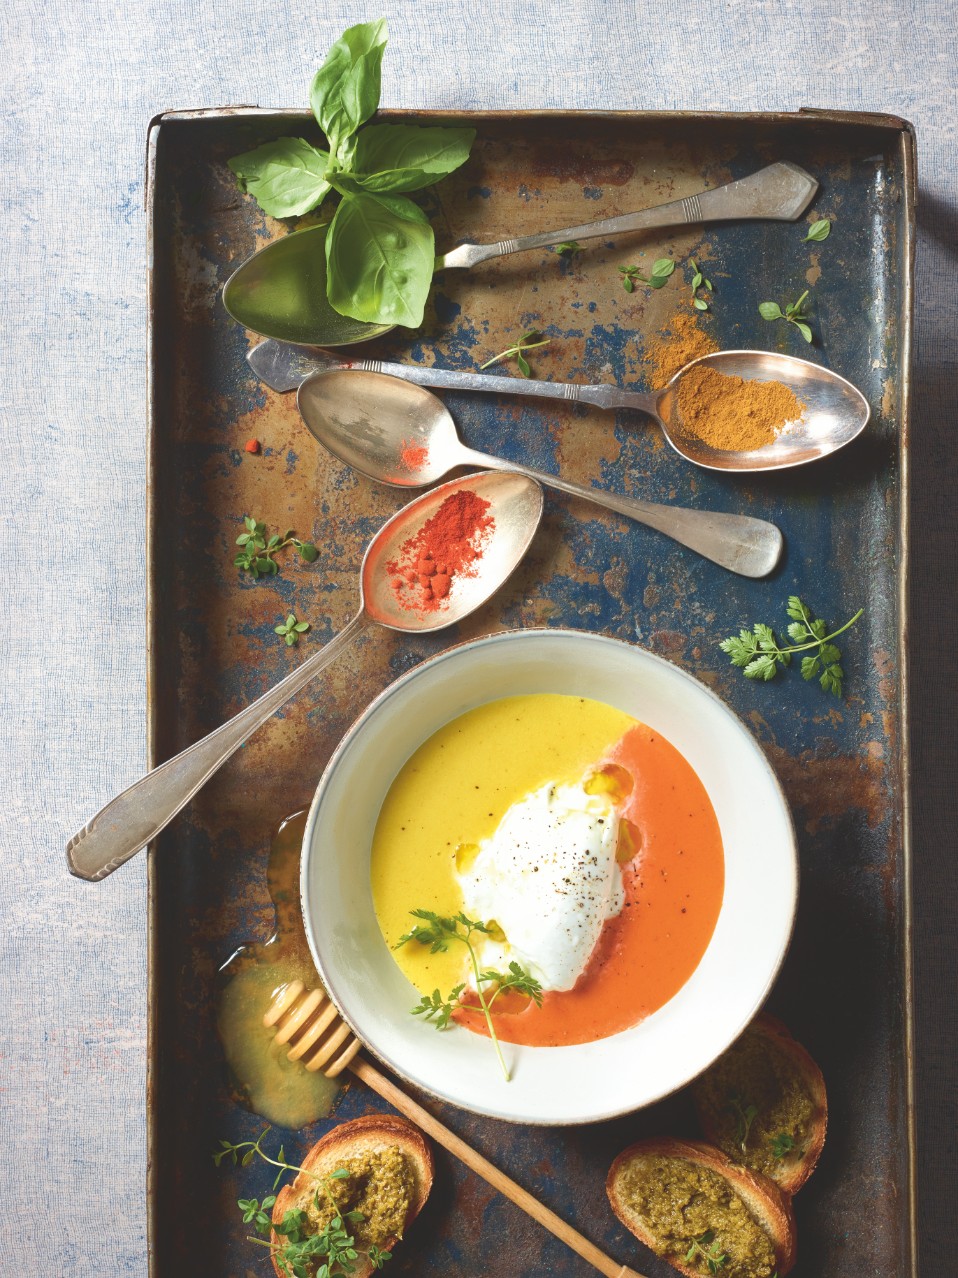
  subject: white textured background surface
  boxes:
[2,1,954,1271]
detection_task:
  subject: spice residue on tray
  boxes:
[387,489,494,611]
[646,311,719,387]
[676,364,806,452]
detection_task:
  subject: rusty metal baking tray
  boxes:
[145,107,916,1277]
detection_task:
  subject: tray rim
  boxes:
[143,106,917,1277]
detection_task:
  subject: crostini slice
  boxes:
[270,1113,433,1278]
[690,1013,827,1194]
[606,1137,797,1278]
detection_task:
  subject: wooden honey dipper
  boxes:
[265,980,644,1278]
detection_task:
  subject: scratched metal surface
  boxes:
[147,111,913,1277]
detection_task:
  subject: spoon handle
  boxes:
[439,162,817,269]
[66,612,370,880]
[467,451,782,578]
[247,339,655,413]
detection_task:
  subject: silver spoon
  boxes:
[295,369,783,577]
[252,340,870,474]
[66,473,543,882]
[223,161,817,346]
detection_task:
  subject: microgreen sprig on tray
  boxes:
[719,595,863,698]
[619,257,675,293]
[397,909,542,1080]
[275,613,311,646]
[553,240,582,257]
[479,329,550,378]
[688,257,713,310]
[759,290,814,343]
[215,1127,392,1277]
[234,516,319,579]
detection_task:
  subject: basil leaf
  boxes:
[227,137,331,217]
[326,192,435,327]
[310,18,388,152]
[349,123,476,192]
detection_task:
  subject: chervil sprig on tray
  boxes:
[719,596,863,698]
[234,516,319,579]
[214,1127,391,1277]
[397,910,542,1081]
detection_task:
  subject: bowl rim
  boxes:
[300,627,799,1124]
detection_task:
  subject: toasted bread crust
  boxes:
[693,1013,828,1194]
[606,1137,797,1278]
[270,1115,433,1278]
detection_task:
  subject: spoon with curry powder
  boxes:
[292,368,783,577]
[66,472,543,881]
[250,339,870,475]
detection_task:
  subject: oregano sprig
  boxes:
[397,910,542,1080]
[759,289,813,343]
[479,329,550,378]
[728,1093,758,1153]
[234,516,319,579]
[719,595,863,698]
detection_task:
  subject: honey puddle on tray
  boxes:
[217,810,340,1129]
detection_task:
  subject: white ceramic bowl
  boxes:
[301,630,797,1125]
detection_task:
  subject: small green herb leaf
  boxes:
[349,123,476,193]
[759,301,783,321]
[804,218,831,242]
[770,1131,796,1158]
[553,241,582,257]
[310,18,388,154]
[759,290,814,342]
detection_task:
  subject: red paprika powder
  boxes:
[387,489,494,612]
[400,437,429,470]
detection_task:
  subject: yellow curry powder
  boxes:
[675,364,806,452]
[646,311,719,387]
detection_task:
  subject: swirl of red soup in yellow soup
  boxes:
[371,694,724,1048]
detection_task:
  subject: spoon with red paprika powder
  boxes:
[66,472,543,882]
[296,370,783,578]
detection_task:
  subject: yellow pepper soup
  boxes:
[371,693,724,1047]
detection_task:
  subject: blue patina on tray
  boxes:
[146,108,914,1277]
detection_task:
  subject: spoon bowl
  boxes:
[656,350,871,472]
[362,470,544,629]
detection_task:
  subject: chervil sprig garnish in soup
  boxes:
[372,694,723,1064]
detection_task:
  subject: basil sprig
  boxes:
[228,19,475,328]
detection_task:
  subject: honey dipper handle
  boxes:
[349,1056,645,1278]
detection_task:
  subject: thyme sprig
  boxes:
[397,910,542,1080]
[214,1128,391,1277]
[686,1229,728,1273]
[479,329,550,378]
[728,1093,758,1153]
